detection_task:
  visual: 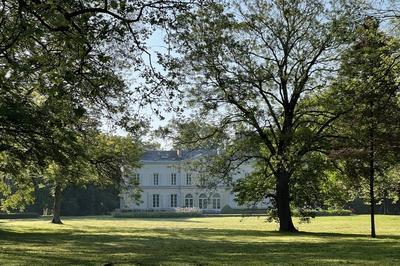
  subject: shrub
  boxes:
[292,209,353,217]
[316,209,353,216]
[220,205,267,215]
[220,205,233,214]
[0,212,40,219]
[112,209,203,218]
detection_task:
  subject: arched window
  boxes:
[198,193,208,209]
[212,193,221,209]
[185,194,193,208]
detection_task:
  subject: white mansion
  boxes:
[120,150,268,212]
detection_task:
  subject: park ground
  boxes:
[0,215,399,265]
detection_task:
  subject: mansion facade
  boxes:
[119,150,268,212]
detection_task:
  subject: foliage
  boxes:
[46,133,142,222]
[0,133,142,223]
[0,212,39,219]
[26,184,120,216]
[313,209,353,217]
[0,163,39,212]
[112,210,202,218]
[0,0,195,215]
[291,209,353,218]
[330,18,400,195]
[220,205,268,214]
[346,197,400,214]
[162,0,366,231]
[327,17,400,237]
[0,0,133,168]
[385,166,400,202]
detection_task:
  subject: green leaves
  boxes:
[329,17,400,206]
[0,0,173,211]
[163,0,365,225]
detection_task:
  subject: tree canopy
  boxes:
[161,0,366,232]
[0,0,195,220]
[327,17,400,237]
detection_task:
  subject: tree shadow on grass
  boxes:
[127,218,206,223]
[294,230,400,240]
[60,216,206,223]
[0,227,399,265]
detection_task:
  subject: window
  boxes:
[185,194,193,208]
[152,194,160,208]
[170,194,177,207]
[186,173,192,186]
[212,193,221,209]
[199,175,206,187]
[153,173,159,186]
[132,173,140,185]
[199,193,208,209]
[171,173,177,185]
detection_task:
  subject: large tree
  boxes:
[329,17,400,237]
[0,0,195,166]
[47,133,142,224]
[162,0,364,232]
[0,1,196,215]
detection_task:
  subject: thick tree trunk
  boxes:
[276,169,297,232]
[369,128,376,238]
[51,182,63,224]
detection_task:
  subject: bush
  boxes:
[0,212,40,219]
[220,205,233,214]
[292,209,353,217]
[316,209,353,216]
[112,209,203,218]
[220,205,267,215]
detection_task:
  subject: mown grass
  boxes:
[0,215,399,265]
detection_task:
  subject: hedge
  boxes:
[0,212,40,219]
[220,206,353,216]
[112,210,203,218]
[292,209,353,217]
[112,208,352,218]
[315,209,353,216]
[220,205,268,214]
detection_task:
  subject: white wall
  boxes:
[120,160,269,211]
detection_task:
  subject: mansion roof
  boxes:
[140,150,210,162]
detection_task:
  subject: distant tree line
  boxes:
[26,184,119,217]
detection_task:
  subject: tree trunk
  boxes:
[51,182,63,224]
[369,128,376,238]
[276,169,297,232]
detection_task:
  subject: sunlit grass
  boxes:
[0,215,399,265]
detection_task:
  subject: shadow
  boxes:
[61,216,205,223]
[0,224,399,265]
[294,230,400,240]
[132,218,205,223]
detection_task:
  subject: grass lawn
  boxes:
[0,215,399,265]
